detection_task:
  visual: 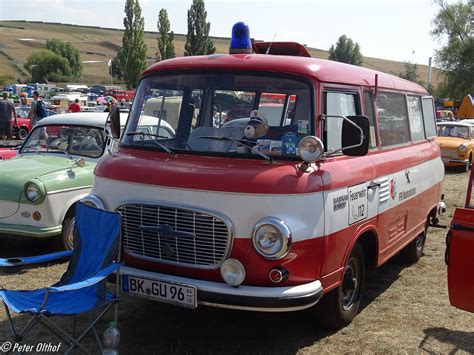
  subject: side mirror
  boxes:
[106,106,121,139]
[342,115,370,156]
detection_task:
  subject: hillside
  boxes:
[0,20,442,87]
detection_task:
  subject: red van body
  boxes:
[86,43,444,327]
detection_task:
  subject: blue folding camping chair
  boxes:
[0,203,122,354]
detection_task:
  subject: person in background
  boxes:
[19,93,29,110]
[68,99,82,113]
[103,101,112,113]
[0,91,17,140]
[28,91,41,127]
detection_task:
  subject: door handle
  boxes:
[368,181,381,189]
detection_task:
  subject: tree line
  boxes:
[22,0,472,97]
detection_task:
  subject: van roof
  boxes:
[143,53,427,94]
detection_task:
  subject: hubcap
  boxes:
[64,217,76,250]
[341,258,359,310]
[415,234,425,251]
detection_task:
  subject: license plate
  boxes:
[122,275,197,308]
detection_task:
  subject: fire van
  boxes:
[84,23,444,328]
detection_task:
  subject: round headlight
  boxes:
[298,136,324,163]
[252,217,291,260]
[220,259,246,286]
[25,183,40,202]
[459,144,467,152]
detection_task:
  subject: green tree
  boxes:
[184,0,216,56]
[431,0,473,98]
[45,38,82,77]
[24,48,72,82]
[399,61,421,83]
[120,0,147,89]
[156,9,175,61]
[328,35,363,66]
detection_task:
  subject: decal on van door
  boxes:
[349,183,368,225]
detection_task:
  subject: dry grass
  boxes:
[0,20,443,88]
[1,169,474,353]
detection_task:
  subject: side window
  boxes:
[377,92,410,147]
[324,91,358,152]
[363,91,377,148]
[407,96,425,142]
[421,96,437,138]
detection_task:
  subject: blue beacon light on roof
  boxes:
[229,22,253,54]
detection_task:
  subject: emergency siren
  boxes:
[229,22,253,54]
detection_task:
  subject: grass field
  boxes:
[0,169,473,353]
[0,20,443,88]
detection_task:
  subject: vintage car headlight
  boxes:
[252,217,291,260]
[25,183,41,203]
[459,144,467,153]
[80,194,107,210]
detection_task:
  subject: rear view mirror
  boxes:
[106,106,121,140]
[342,115,369,156]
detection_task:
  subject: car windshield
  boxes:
[437,125,470,139]
[20,124,105,158]
[122,73,313,159]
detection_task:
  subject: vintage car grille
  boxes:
[441,149,458,159]
[118,204,232,268]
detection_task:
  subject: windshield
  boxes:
[20,124,106,158]
[123,73,313,159]
[437,125,470,139]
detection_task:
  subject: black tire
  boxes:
[464,154,472,172]
[400,219,428,264]
[18,127,29,140]
[317,243,365,329]
[59,212,76,250]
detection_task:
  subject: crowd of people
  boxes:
[0,91,126,141]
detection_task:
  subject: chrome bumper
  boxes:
[120,265,324,312]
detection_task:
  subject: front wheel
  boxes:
[18,127,29,140]
[59,213,76,250]
[317,243,365,329]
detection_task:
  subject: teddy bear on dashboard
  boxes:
[236,110,269,153]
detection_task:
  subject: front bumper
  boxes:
[0,222,61,238]
[120,266,324,312]
[441,157,468,166]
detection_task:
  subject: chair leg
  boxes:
[3,302,42,343]
[38,316,90,355]
[64,303,114,355]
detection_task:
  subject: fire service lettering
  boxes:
[398,187,416,201]
[333,195,348,211]
[348,183,368,225]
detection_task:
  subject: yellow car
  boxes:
[436,121,474,171]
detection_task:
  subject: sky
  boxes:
[0,0,453,65]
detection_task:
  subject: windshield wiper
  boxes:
[198,135,273,162]
[55,148,74,160]
[126,131,174,155]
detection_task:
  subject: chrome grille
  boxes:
[118,204,232,268]
[441,149,458,158]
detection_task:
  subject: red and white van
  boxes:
[85,27,444,328]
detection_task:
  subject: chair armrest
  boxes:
[0,250,73,267]
[47,262,123,293]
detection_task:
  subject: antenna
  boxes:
[265,34,277,55]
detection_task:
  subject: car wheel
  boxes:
[18,127,29,140]
[60,213,76,250]
[316,243,365,329]
[465,154,472,172]
[400,218,428,264]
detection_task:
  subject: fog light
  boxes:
[269,267,289,283]
[32,211,41,221]
[220,259,245,287]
